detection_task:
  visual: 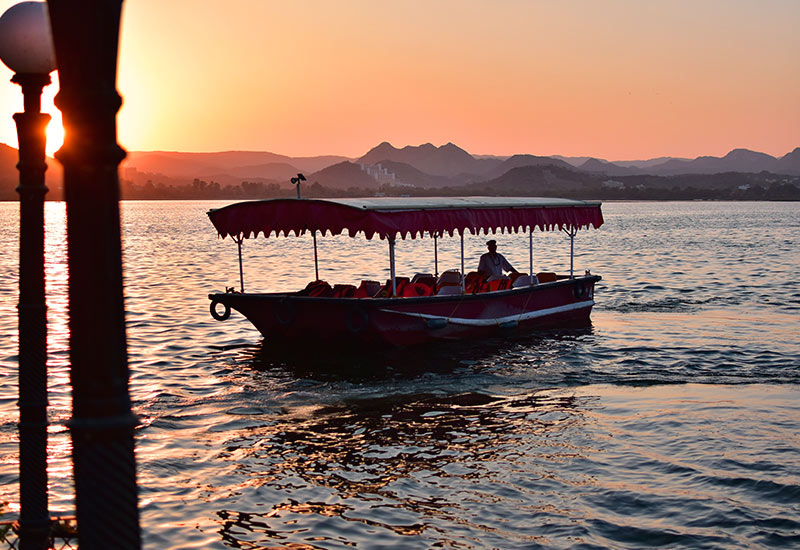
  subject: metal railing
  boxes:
[0,516,78,549]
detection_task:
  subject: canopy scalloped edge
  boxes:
[208,197,604,241]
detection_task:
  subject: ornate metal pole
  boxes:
[0,3,57,548]
[46,1,141,548]
[13,71,52,550]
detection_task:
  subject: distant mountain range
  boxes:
[119,142,800,190]
[574,148,800,177]
[122,150,350,186]
[359,141,501,178]
[2,141,799,199]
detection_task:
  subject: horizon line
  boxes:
[2,140,798,164]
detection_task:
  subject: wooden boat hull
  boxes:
[209,275,600,348]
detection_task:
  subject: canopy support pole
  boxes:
[460,232,465,294]
[529,228,534,275]
[563,227,577,278]
[433,231,439,277]
[388,237,397,297]
[312,230,319,281]
[235,235,245,292]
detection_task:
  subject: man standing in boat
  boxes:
[478,240,519,279]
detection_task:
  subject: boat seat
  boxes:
[437,270,461,284]
[481,278,511,292]
[512,275,537,288]
[377,276,410,297]
[298,280,333,297]
[400,282,434,297]
[436,270,462,293]
[411,272,433,283]
[412,275,437,291]
[332,284,356,298]
[354,280,381,298]
[536,272,558,283]
[436,285,462,296]
[436,271,463,293]
[464,271,488,294]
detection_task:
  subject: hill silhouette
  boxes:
[468,164,595,195]
[307,161,378,190]
[578,158,642,176]
[775,147,800,174]
[118,143,800,189]
[359,141,500,177]
[483,154,576,180]
[0,144,17,200]
[1,143,63,200]
[646,148,797,175]
[211,162,302,181]
[2,141,798,201]
[375,160,454,188]
[123,150,350,184]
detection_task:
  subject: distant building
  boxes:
[602,179,625,189]
[360,162,398,185]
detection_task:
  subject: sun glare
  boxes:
[45,112,64,156]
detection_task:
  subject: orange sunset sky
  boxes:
[1,0,798,160]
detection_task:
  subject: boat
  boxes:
[207,196,603,348]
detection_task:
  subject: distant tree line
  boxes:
[119,178,289,200]
[115,174,800,201]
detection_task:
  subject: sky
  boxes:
[0,0,798,160]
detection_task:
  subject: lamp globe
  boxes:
[0,2,55,74]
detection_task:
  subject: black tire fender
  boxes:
[210,300,231,321]
[573,282,589,300]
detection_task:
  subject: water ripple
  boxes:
[0,201,798,549]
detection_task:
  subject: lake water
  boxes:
[0,200,798,549]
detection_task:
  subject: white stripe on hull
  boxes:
[380,300,594,327]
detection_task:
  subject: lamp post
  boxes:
[291,172,306,198]
[0,3,55,550]
[45,1,141,548]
